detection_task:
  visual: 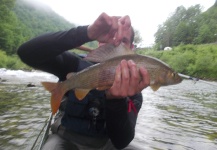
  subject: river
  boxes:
[0,68,217,150]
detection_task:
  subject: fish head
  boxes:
[149,69,182,91]
[162,70,182,86]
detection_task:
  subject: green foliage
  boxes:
[0,0,19,54]
[0,0,144,55]
[193,5,217,44]
[154,3,217,50]
[0,0,75,55]
[137,44,217,80]
[0,0,217,82]
[0,50,30,70]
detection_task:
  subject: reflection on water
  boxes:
[0,69,56,150]
[134,80,217,150]
[0,84,51,150]
[0,69,217,150]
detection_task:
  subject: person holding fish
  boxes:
[17,12,178,150]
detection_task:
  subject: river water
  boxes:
[0,68,217,150]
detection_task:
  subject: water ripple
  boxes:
[133,80,217,150]
[0,72,217,149]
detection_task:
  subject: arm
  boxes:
[105,93,143,149]
[105,60,150,149]
[17,26,91,79]
[17,12,131,79]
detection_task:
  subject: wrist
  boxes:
[87,25,96,41]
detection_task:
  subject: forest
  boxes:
[0,0,217,80]
[154,2,217,50]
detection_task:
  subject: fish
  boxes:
[42,43,182,114]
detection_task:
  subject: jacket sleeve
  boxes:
[17,26,91,79]
[105,93,143,149]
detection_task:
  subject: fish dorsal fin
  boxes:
[84,43,135,63]
[66,72,76,79]
[150,84,161,91]
[74,89,91,100]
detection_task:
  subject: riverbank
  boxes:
[137,43,217,81]
[1,43,217,81]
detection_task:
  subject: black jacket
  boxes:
[17,26,143,149]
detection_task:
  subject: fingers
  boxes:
[110,60,129,98]
[119,15,131,29]
[107,16,119,44]
[126,60,150,96]
[128,60,139,95]
[114,15,131,46]
[108,60,129,98]
[107,60,150,99]
[119,60,129,96]
[88,12,132,45]
[107,63,121,98]
[107,15,131,45]
[113,63,121,90]
[138,67,150,91]
[87,12,112,41]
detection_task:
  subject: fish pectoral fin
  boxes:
[75,89,90,100]
[96,86,111,91]
[150,84,161,91]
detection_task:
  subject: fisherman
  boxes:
[17,13,150,150]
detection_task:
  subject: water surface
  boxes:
[0,69,217,150]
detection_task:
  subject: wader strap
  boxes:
[51,112,64,133]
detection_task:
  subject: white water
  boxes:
[0,68,58,84]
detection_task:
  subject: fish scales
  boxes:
[66,59,117,90]
[67,54,174,90]
[41,43,182,114]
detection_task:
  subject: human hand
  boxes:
[87,12,131,46]
[105,60,150,99]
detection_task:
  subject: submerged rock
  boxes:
[27,83,36,87]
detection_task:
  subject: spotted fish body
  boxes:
[67,54,181,90]
[42,44,182,114]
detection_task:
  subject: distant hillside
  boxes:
[0,0,77,54]
[14,0,74,39]
[13,0,97,53]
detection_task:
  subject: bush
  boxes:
[0,50,8,68]
[0,50,31,70]
[137,44,217,80]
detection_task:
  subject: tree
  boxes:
[0,0,18,54]
[194,3,217,44]
[133,28,143,47]
[154,5,202,49]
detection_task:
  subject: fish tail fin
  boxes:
[41,82,67,115]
